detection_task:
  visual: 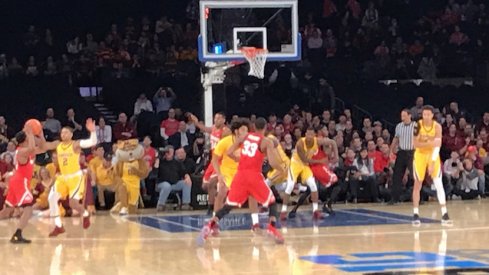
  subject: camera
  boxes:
[451,162,458,167]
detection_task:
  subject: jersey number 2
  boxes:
[242,140,258,157]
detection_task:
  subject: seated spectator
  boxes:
[168,121,193,152]
[96,117,112,150]
[64,108,83,139]
[449,26,469,46]
[443,151,463,188]
[175,147,196,175]
[350,147,380,203]
[466,145,486,197]
[0,116,12,152]
[160,108,179,140]
[134,93,154,116]
[33,167,54,211]
[113,112,137,141]
[453,159,480,200]
[141,135,158,200]
[155,146,192,211]
[417,57,437,80]
[442,124,466,157]
[191,132,205,163]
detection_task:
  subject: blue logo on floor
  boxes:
[300,251,489,273]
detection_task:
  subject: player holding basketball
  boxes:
[48,118,97,237]
[0,121,58,243]
[197,118,286,245]
[281,127,331,220]
[412,105,451,225]
[190,112,230,215]
[265,134,290,200]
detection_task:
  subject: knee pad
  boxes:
[306,177,318,193]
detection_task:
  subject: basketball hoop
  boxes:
[241,47,268,79]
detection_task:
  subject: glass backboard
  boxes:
[198,0,301,62]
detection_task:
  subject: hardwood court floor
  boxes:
[2,200,489,275]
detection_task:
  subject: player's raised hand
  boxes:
[86,118,96,132]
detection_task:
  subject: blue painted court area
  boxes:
[300,251,489,272]
[127,208,437,233]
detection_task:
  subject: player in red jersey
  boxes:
[197,118,286,245]
[0,125,57,243]
[190,112,230,215]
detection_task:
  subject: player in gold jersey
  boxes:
[282,127,330,220]
[412,105,451,226]
[48,118,97,237]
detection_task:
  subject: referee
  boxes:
[389,109,415,204]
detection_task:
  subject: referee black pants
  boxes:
[392,150,414,202]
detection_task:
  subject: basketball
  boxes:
[24,119,42,136]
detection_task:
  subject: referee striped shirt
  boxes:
[395,122,415,150]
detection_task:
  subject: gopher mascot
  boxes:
[111,139,149,214]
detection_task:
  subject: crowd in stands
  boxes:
[0,93,488,214]
[0,0,488,84]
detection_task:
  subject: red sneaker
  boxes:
[210,222,220,237]
[49,226,65,238]
[196,222,214,246]
[251,223,261,234]
[280,212,287,221]
[313,210,326,220]
[83,215,91,229]
[266,224,284,244]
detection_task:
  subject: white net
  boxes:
[241,47,268,79]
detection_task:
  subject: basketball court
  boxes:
[1,200,489,274]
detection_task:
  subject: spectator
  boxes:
[443,151,463,188]
[175,147,196,175]
[410,97,424,120]
[191,132,205,162]
[141,135,158,200]
[417,57,437,80]
[476,112,489,135]
[94,153,116,210]
[449,26,469,46]
[362,2,379,30]
[64,108,83,138]
[134,93,154,116]
[160,108,180,140]
[67,37,83,55]
[25,56,39,77]
[453,159,480,200]
[43,108,62,138]
[350,147,379,203]
[466,145,486,197]
[443,124,466,157]
[96,117,112,149]
[113,112,137,141]
[0,116,12,151]
[155,146,192,211]
[153,87,176,116]
[168,121,192,152]
[1,141,16,160]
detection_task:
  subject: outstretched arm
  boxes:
[74,118,97,152]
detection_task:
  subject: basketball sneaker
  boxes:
[441,213,453,226]
[313,210,326,220]
[49,226,66,238]
[266,224,284,244]
[251,223,261,234]
[412,214,421,226]
[197,221,219,246]
[83,214,91,229]
[10,230,31,244]
[279,212,287,221]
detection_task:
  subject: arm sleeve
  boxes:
[80,131,97,148]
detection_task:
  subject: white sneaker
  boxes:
[119,207,128,216]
